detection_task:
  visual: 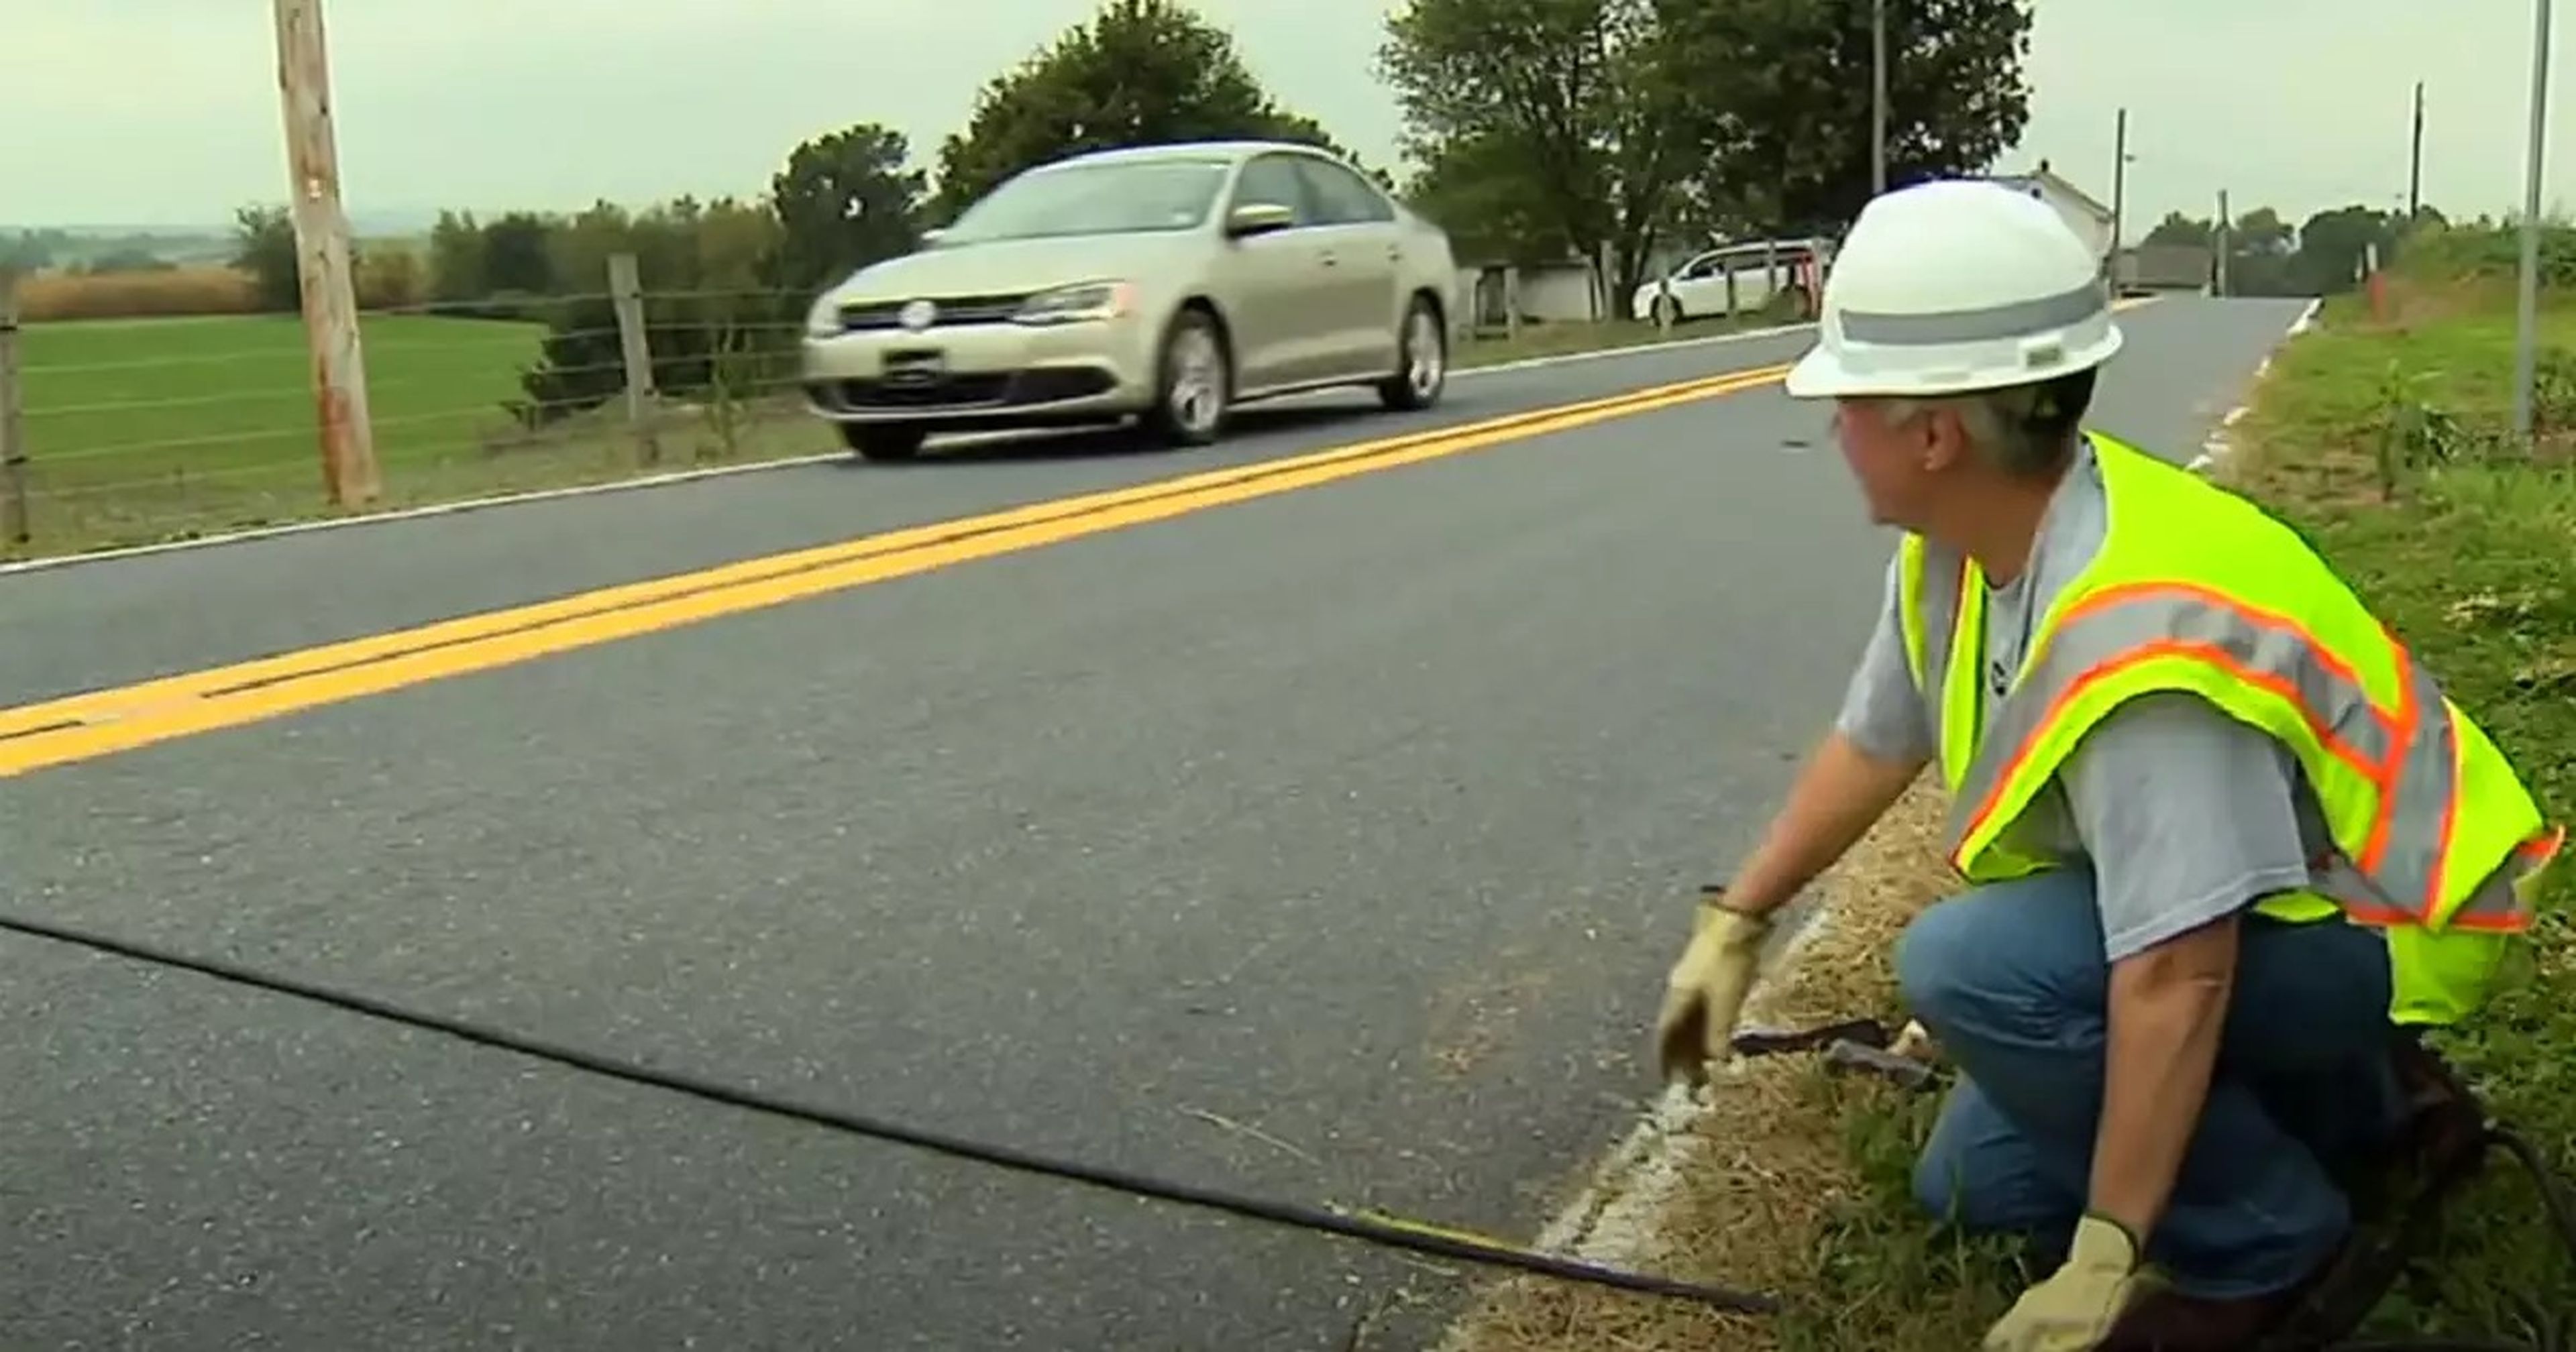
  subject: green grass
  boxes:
[5,311,837,559]
[1778,281,2576,1349]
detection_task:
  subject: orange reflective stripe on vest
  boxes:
[1943,578,2541,936]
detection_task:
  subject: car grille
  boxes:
[826,367,1116,411]
[836,292,1030,331]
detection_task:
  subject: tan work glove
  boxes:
[1654,889,1771,1084]
[1982,1215,2152,1351]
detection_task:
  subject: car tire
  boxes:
[1377,295,1448,412]
[1142,308,1230,448]
[840,423,926,462]
[1652,295,1684,329]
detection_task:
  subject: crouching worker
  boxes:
[1653,180,2562,1352]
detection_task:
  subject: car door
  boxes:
[1289,155,1405,379]
[1670,251,1731,316]
[1206,152,1328,393]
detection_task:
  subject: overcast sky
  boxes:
[3,0,2564,233]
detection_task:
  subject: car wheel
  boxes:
[1652,295,1684,329]
[1377,296,1448,412]
[1143,309,1230,447]
[839,423,926,462]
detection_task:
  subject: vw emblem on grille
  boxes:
[898,299,937,332]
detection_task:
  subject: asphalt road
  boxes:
[0,298,2312,1351]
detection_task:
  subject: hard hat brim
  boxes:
[1780,325,2125,400]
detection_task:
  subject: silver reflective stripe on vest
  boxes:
[1939,585,2512,929]
[1840,282,2110,346]
[2371,662,2463,916]
[1913,541,1965,746]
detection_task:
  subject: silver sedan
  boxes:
[800,139,1463,461]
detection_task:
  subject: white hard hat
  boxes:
[1784,178,2123,400]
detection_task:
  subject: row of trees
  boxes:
[225,0,2046,428]
[2138,203,2452,297]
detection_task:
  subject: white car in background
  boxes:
[1629,237,1832,327]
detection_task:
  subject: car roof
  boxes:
[1040,139,1335,170]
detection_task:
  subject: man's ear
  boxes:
[1917,401,1970,473]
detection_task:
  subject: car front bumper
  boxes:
[800,317,1159,428]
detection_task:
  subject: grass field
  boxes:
[3,305,1777,560]
[6,310,838,558]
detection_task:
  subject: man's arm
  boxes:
[2090,913,2238,1239]
[1723,732,1925,917]
[2060,692,2313,1243]
[1726,552,1935,918]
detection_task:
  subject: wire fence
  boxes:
[0,258,849,559]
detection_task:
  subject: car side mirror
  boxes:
[1224,203,1295,238]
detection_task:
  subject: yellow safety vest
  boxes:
[1897,431,2563,1026]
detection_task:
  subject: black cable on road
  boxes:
[0,907,1777,1316]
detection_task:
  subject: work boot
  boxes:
[2098,1229,2365,1352]
[2341,1035,2489,1224]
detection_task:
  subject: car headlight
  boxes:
[1014,281,1134,326]
[805,294,845,339]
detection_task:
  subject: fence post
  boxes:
[1,274,25,547]
[608,252,659,465]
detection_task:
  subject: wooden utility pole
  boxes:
[2512,0,2553,441]
[2216,190,2231,297]
[1870,0,1888,196]
[1,275,25,547]
[273,0,380,506]
[2108,109,2129,266]
[2406,80,2426,221]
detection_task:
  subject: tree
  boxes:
[771,123,927,292]
[930,0,1349,218]
[480,212,556,296]
[427,210,486,302]
[1671,0,2035,235]
[2291,205,2400,295]
[2233,207,2294,256]
[1381,0,1709,307]
[2143,211,2214,248]
[230,205,300,313]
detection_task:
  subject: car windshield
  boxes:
[942,160,1231,243]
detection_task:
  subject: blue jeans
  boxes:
[1896,868,2406,1299]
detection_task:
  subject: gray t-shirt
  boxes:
[1835,441,2325,961]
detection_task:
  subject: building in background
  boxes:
[1980,160,2117,266]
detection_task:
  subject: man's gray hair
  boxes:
[1880,370,2096,479]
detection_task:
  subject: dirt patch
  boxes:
[1428,777,1958,1352]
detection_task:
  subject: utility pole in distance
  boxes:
[1871,0,1888,196]
[272,0,380,506]
[2109,109,2129,285]
[2512,0,2554,441]
[2407,80,2426,222]
[2216,189,2231,296]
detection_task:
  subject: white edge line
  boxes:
[2188,297,2325,479]
[1429,901,1852,1352]
[0,321,1818,579]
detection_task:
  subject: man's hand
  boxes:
[1655,891,1770,1084]
[1982,1215,2151,1351]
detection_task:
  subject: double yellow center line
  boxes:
[0,361,1792,778]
